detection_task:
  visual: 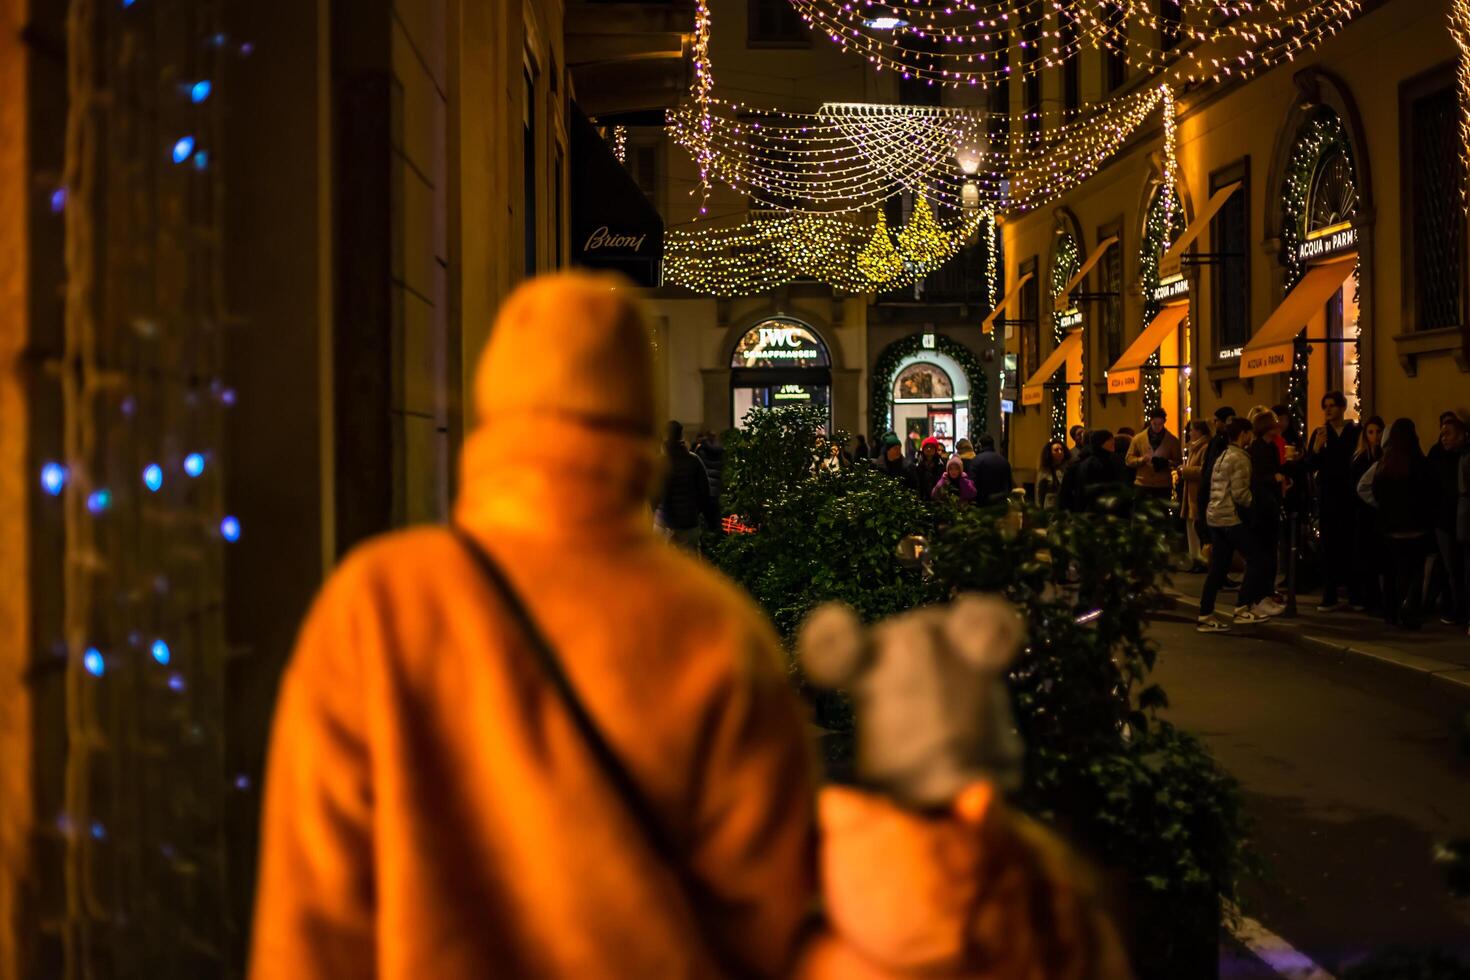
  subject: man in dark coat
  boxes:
[693,430,727,509]
[1305,391,1360,611]
[656,421,719,549]
[1070,429,1129,512]
[965,434,1014,505]
[877,431,911,482]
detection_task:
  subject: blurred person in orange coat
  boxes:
[249,270,1129,980]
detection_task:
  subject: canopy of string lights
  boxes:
[658,0,1373,296]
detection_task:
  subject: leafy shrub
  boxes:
[712,408,1251,978]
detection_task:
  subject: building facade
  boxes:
[997,0,1470,484]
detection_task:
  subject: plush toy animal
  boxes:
[797,594,1027,809]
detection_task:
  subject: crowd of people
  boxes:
[656,398,1470,638]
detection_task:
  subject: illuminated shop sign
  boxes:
[773,384,812,401]
[732,322,831,368]
[1152,275,1189,304]
[1297,223,1357,263]
[1217,346,1243,360]
[1057,308,1082,330]
[1000,399,1015,413]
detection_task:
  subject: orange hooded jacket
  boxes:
[249,272,1129,980]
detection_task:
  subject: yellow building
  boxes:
[998,0,1470,484]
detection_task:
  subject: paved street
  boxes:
[1146,609,1470,976]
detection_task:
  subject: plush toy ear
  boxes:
[797,603,869,689]
[944,593,1025,672]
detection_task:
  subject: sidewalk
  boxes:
[1164,574,1470,702]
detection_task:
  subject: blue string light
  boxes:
[171,136,196,165]
[183,452,205,477]
[83,648,105,677]
[219,515,241,542]
[193,151,209,171]
[86,489,112,514]
[190,80,212,103]
[143,463,163,492]
[168,674,186,692]
[90,821,107,841]
[41,462,68,496]
[151,639,170,666]
[50,188,66,214]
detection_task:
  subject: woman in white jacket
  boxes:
[1197,417,1272,632]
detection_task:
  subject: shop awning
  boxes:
[570,103,664,287]
[1106,303,1189,393]
[1240,253,1357,378]
[981,271,1034,334]
[1158,182,1242,281]
[1021,329,1082,405]
[1053,236,1119,313]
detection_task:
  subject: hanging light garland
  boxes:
[612,125,628,165]
[784,0,1364,91]
[1160,85,1178,249]
[1049,233,1080,440]
[1139,181,1188,415]
[665,203,983,296]
[1448,0,1470,206]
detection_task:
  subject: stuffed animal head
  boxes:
[798,594,1026,810]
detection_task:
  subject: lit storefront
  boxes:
[1241,107,1362,431]
[729,318,832,427]
[873,333,982,452]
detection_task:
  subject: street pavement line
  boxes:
[1227,903,1336,980]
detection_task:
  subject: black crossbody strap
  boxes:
[449,525,684,871]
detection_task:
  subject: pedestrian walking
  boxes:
[877,431,910,480]
[1367,417,1437,629]
[1247,410,1288,617]
[912,436,947,500]
[1196,407,1242,591]
[1066,429,1128,512]
[964,434,1014,505]
[694,429,727,509]
[1035,438,1071,508]
[1198,417,1272,632]
[657,421,721,550]
[1069,424,1086,455]
[247,271,1128,979]
[931,454,978,504]
[1125,407,1182,503]
[1427,415,1467,626]
[955,436,977,464]
[1180,420,1212,573]
[1305,390,1359,611]
[1348,416,1385,611]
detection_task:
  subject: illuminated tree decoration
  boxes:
[897,194,951,266]
[1049,232,1080,441]
[858,209,906,284]
[1279,107,1357,420]
[1139,182,1188,416]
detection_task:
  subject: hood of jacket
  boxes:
[456,272,662,543]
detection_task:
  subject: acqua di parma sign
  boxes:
[1297,223,1357,263]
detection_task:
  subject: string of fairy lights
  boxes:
[785,0,1364,89]
[1449,0,1470,204]
[665,203,987,295]
[1049,232,1080,440]
[657,0,1381,297]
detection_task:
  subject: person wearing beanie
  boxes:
[878,430,910,481]
[1125,406,1182,500]
[248,271,1129,980]
[912,436,947,500]
[932,453,978,503]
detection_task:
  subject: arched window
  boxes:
[729,318,832,428]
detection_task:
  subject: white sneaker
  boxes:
[1253,599,1285,617]
[1196,615,1231,634]
[1234,606,1269,624]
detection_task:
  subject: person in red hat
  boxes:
[912,436,947,500]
